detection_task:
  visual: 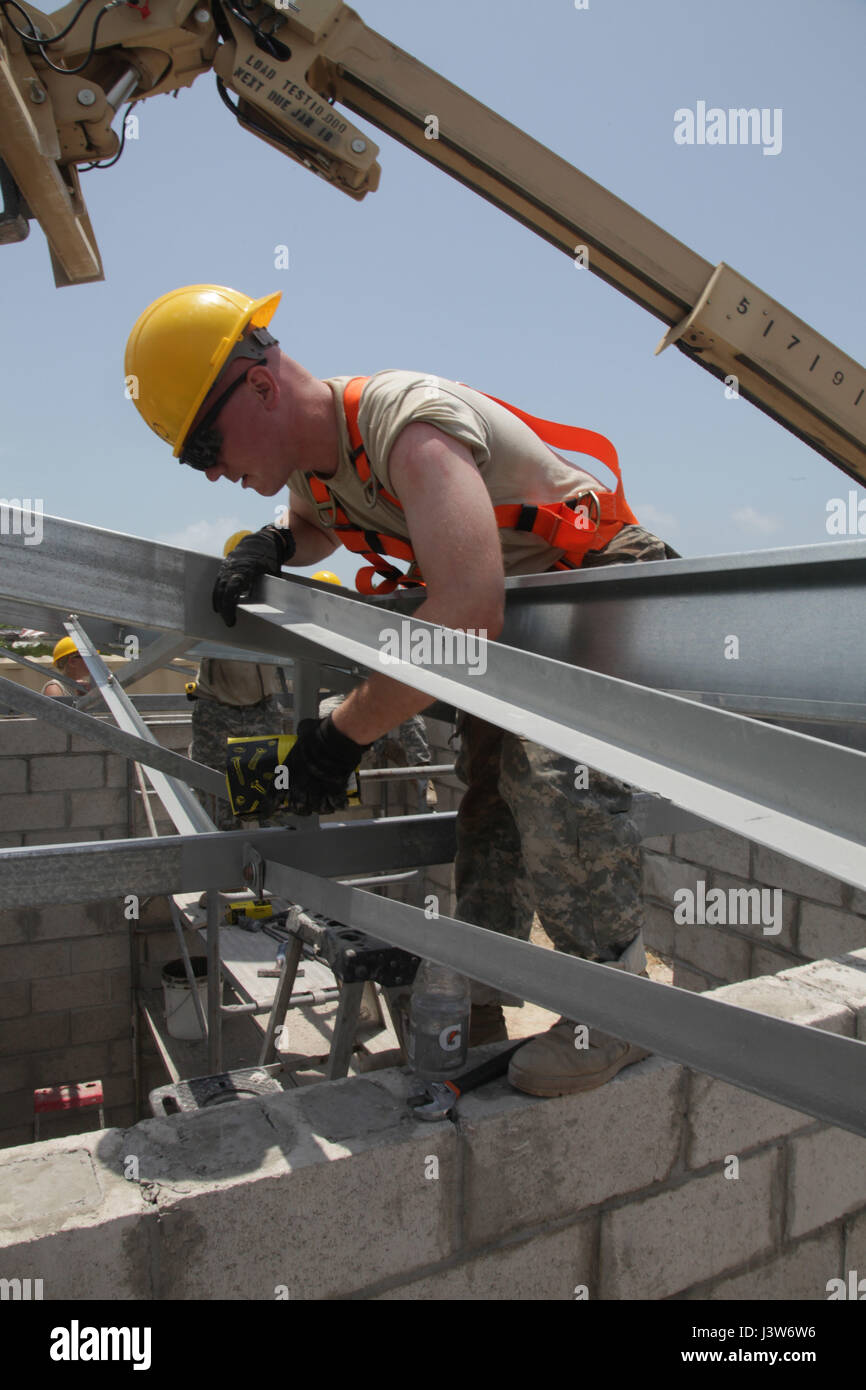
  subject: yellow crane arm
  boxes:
[1,0,864,481]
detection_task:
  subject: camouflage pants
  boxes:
[454,525,679,1005]
[190,694,292,830]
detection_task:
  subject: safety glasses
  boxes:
[179,366,257,472]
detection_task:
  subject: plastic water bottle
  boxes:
[407,960,471,1081]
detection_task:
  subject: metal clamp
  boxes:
[242,843,266,900]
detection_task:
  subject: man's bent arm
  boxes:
[330,423,505,744]
[276,493,340,567]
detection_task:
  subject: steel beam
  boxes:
[0,815,460,906]
[251,577,866,890]
[77,631,194,711]
[391,538,866,708]
[257,854,866,1139]
[64,617,215,837]
[3,516,866,705]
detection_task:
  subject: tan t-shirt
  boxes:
[195,659,282,707]
[287,371,619,578]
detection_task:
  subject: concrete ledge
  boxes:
[1,956,866,1299]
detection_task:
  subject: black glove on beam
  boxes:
[212,525,296,626]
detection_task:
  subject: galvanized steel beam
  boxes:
[250,576,866,890]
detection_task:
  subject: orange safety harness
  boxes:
[306,376,640,596]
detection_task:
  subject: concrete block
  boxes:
[753,844,846,908]
[32,972,110,1014]
[377,1219,597,1300]
[709,975,854,1036]
[68,789,129,829]
[710,870,797,949]
[0,761,27,795]
[641,835,673,854]
[0,834,22,849]
[673,922,750,982]
[686,1071,815,1169]
[0,984,29,1021]
[641,855,704,908]
[0,941,69,985]
[67,935,128,974]
[0,1088,33,1129]
[29,1043,112,1090]
[0,1132,153,1299]
[674,826,750,878]
[0,908,33,947]
[104,756,132,788]
[108,1039,132,1074]
[101,824,131,842]
[642,904,675,956]
[778,960,866,1038]
[25,901,116,942]
[599,1149,778,1299]
[849,886,866,917]
[689,1227,842,1300]
[751,944,803,978]
[0,793,65,832]
[844,1206,866,1278]
[0,1057,31,1094]
[800,903,866,961]
[30,755,104,793]
[123,1073,458,1299]
[69,1005,131,1046]
[0,722,67,756]
[108,971,131,1003]
[148,722,192,752]
[0,1012,69,1059]
[460,1057,682,1247]
[23,829,100,846]
[671,963,714,992]
[0,1126,32,1150]
[789,1127,866,1238]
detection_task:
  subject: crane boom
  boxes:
[1,0,864,481]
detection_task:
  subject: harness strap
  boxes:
[308,376,639,592]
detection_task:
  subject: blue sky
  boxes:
[2,0,864,585]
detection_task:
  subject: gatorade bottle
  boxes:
[407,960,471,1081]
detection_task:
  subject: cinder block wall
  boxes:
[1,951,865,1301]
[0,711,455,1149]
[0,716,195,1149]
[641,827,866,991]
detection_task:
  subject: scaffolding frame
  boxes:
[1,514,866,1134]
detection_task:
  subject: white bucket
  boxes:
[162,958,208,1040]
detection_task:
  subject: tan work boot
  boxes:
[507,1019,649,1097]
[469,1003,508,1047]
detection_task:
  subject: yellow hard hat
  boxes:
[311,570,342,585]
[224,530,253,557]
[52,636,78,666]
[124,285,282,457]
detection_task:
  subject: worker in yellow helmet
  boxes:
[125,283,678,1099]
[311,570,341,585]
[41,638,93,698]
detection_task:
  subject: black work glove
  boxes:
[212,525,296,626]
[285,714,371,815]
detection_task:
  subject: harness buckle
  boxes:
[570,490,601,530]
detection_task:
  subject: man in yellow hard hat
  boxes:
[41,638,92,698]
[125,284,678,1098]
